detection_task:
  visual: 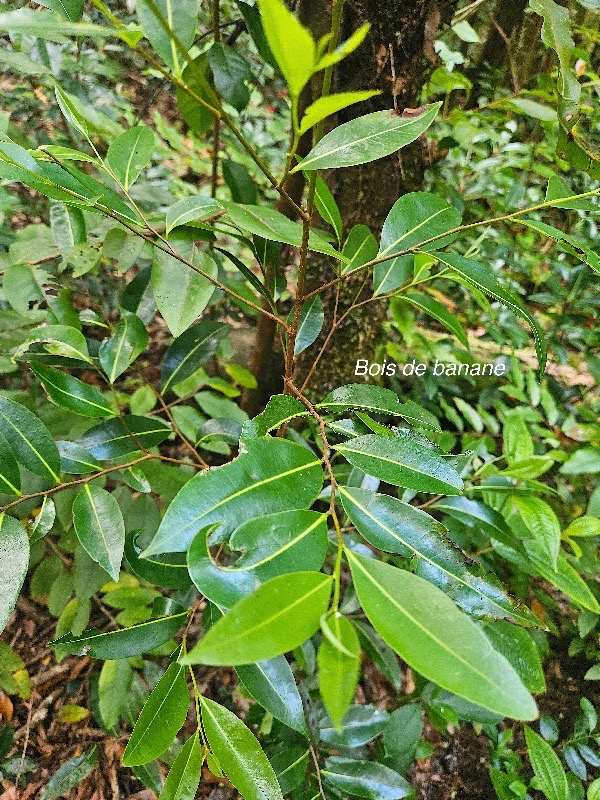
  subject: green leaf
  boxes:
[341,224,378,276]
[293,295,324,355]
[160,320,230,394]
[315,23,370,70]
[560,448,600,475]
[99,659,133,730]
[50,202,86,255]
[316,384,404,416]
[216,247,274,306]
[41,748,98,800]
[341,487,537,626]
[187,510,328,607]
[435,252,547,373]
[322,756,412,800]
[335,434,463,495]
[0,515,30,634]
[240,395,307,441]
[0,9,120,42]
[271,747,308,794]
[523,541,600,613]
[298,91,380,136]
[431,496,520,552]
[346,550,537,720]
[354,621,402,691]
[0,430,21,496]
[207,43,252,111]
[222,160,257,204]
[152,234,217,337]
[318,614,360,730]
[503,413,534,463]
[384,705,423,774]
[136,0,199,74]
[106,125,154,190]
[257,0,315,97]
[40,0,84,22]
[181,571,332,665]
[512,496,561,569]
[320,704,389,747]
[521,219,600,274]
[375,193,462,295]
[481,621,546,694]
[177,54,219,137]
[0,396,61,482]
[17,324,91,363]
[504,97,557,121]
[563,516,600,538]
[31,364,114,418]
[222,203,341,259]
[143,437,323,554]
[403,292,469,348]
[125,530,192,590]
[78,415,171,459]
[294,103,441,172]
[57,441,103,474]
[49,611,188,659]
[99,312,148,383]
[525,726,568,800]
[544,175,598,210]
[200,695,284,800]
[165,195,222,234]
[159,733,203,800]
[123,663,189,767]
[314,175,343,245]
[72,485,126,581]
[237,655,307,735]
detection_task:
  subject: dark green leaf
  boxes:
[341,224,378,276]
[222,160,257,205]
[125,530,192,590]
[0,396,61,482]
[237,656,307,735]
[31,364,114,418]
[57,441,103,474]
[99,313,148,383]
[0,430,21,496]
[72,485,125,581]
[322,756,412,800]
[320,705,389,748]
[160,320,230,394]
[177,54,219,138]
[403,292,469,348]
[314,175,343,245]
[293,295,324,355]
[215,248,273,306]
[41,748,98,800]
[240,395,307,441]
[0,514,30,634]
[78,415,171,459]
[316,384,404,416]
[43,0,85,22]
[207,43,252,111]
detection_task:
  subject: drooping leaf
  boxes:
[99,312,148,383]
[123,663,189,766]
[318,614,360,730]
[521,219,600,274]
[0,514,30,634]
[293,295,324,355]
[160,320,231,394]
[0,396,61,482]
[293,104,441,172]
[72,485,126,581]
[322,756,412,800]
[77,415,171,460]
[525,726,569,800]
[181,572,332,665]
[40,748,98,800]
[256,0,315,97]
[314,175,343,245]
[346,550,537,720]
[523,541,600,613]
[16,324,91,364]
[298,92,380,136]
[143,438,323,554]
[106,125,155,190]
[316,384,404,416]
[236,655,307,735]
[136,0,199,74]
[319,704,389,747]
[31,364,114,418]
[403,292,469,348]
[159,733,203,800]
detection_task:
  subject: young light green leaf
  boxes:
[0,514,30,634]
[315,23,371,70]
[341,223,378,275]
[143,438,323,555]
[563,516,600,538]
[293,103,441,172]
[236,655,307,735]
[318,614,360,730]
[123,663,189,766]
[0,396,61,482]
[165,195,222,234]
[347,550,538,720]
[0,430,21,496]
[41,748,98,800]
[99,312,148,383]
[77,415,171,459]
[200,696,283,800]
[136,0,199,74]
[298,91,380,136]
[181,572,332,665]
[106,125,155,190]
[161,320,231,394]
[257,0,315,97]
[513,496,561,569]
[334,434,463,494]
[293,295,324,355]
[403,292,469,348]
[72,485,126,581]
[525,726,569,800]
[322,757,412,800]
[31,364,114,418]
[159,733,203,800]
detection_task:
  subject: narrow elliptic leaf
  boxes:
[72,485,125,581]
[200,696,284,800]
[31,364,114,418]
[512,495,561,569]
[293,295,324,355]
[298,91,380,136]
[0,396,61,482]
[314,175,343,245]
[144,438,323,555]
[106,125,154,190]
[99,659,132,730]
[159,733,203,800]
[136,0,199,73]
[160,320,230,394]
[318,614,360,730]
[49,611,188,659]
[0,430,21,496]
[334,434,463,495]
[181,572,333,665]
[403,292,469,348]
[78,415,171,459]
[347,550,537,720]
[165,195,222,234]
[340,487,537,626]
[0,514,30,634]
[256,0,315,97]
[99,313,148,383]
[432,496,521,553]
[322,756,412,800]
[240,395,307,442]
[123,663,189,767]
[236,655,307,735]
[481,621,546,694]
[222,160,257,204]
[523,541,600,613]
[341,223,378,276]
[40,748,98,800]
[125,530,192,591]
[525,726,569,800]
[177,53,219,137]
[293,103,441,172]
[316,384,404,416]
[216,247,273,304]
[50,201,86,255]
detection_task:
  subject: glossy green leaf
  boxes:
[403,292,469,348]
[57,441,103,474]
[123,663,189,766]
[187,511,328,607]
[0,396,61,482]
[125,530,192,590]
[181,571,332,665]
[317,384,404,416]
[78,415,171,459]
[152,235,217,337]
[375,193,462,295]
[257,0,315,97]
[161,320,230,394]
[99,312,148,383]
[432,496,520,553]
[0,430,21,496]
[216,247,273,305]
[512,496,561,569]
[347,550,537,719]
[237,655,307,735]
[165,195,222,234]
[107,125,154,190]
[144,437,323,554]
[99,659,133,730]
[335,434,463,494]
[320,704,389,747]
[341,224,379,276]
[207,43,252,111]
[72,485,125,581]
[200,696,284,800]
[240,395,307,441]
[525,726,568,800]
[49,611,188,659]
[322,757,412,800]
[159,733,203,800]
[293,295,324,355]
[41,748,98,800]
[397,400,441,431]
[354,621,402,690]
[314,175,343,245]
[298,92,380,136]
[0,514,29,634]
[318,614,360,730]
[384,705,423,773]
[294,103,441,172]
[341,487,537,626]
[136,0,199,74]
[16,324,91,364]
[31,364,114,418]
[523,541,600,612]
[222,160,257,204]
[271,747,309,794]
[481,621,546,694]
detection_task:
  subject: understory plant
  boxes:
[0,0,599,798]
